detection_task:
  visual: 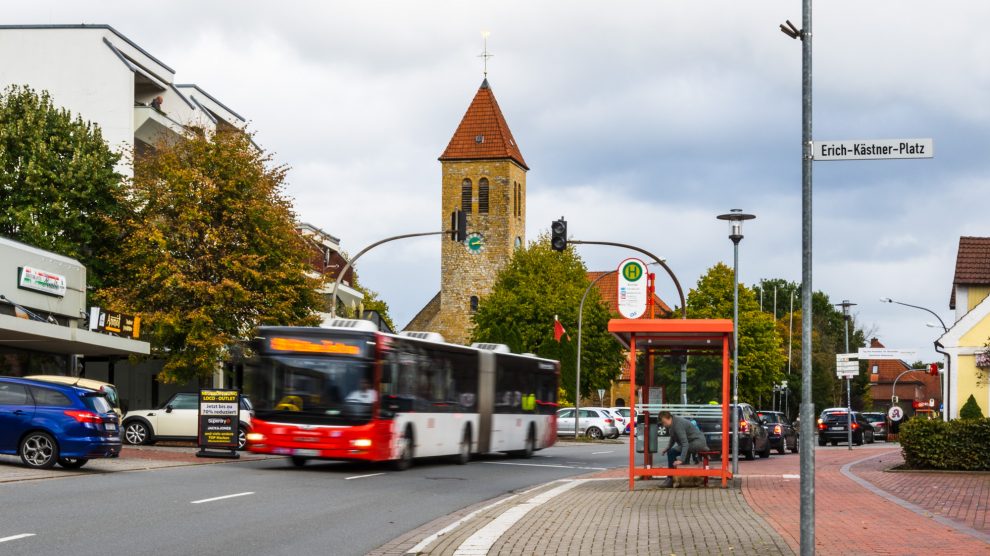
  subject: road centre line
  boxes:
[190,491,254,504]
[345,472,385,480]
[452,480,587,555]
[480,461,606,471]
[0,534,36,543]
[404,481,556,555]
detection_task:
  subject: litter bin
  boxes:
[635,413,659,453]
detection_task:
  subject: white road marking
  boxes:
[591,450,614,455]
[404,482,553,555]
[190,491,254,504]
[782,474,801,479]
[0,534,35,543]
[453,480,587,555]
[345,472,385,480]
[481,461,606,471]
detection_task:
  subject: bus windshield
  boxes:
[243,354,375,425]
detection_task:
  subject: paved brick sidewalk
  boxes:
[390,478,791,555]
[742,444,990,555]
[848,451,990,537]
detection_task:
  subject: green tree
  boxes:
[337,278,396,332]
[0,85,127,292]
[959,394,984,419]
[470,237,624,402]
[99,130,322,383]
[686,263,787,404]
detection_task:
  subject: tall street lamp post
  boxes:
[717,209,755,477]
[835,299,856,450]
[880,297,950,419]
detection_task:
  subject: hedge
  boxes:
[899,416,990,470]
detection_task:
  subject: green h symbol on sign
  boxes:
[622,262,643,281]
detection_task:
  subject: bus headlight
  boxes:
[351,438,373,448]
[246,433,266,442]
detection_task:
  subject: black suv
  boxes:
[693,403,771,460]
[817,409,875,446]
[757,410,798,454]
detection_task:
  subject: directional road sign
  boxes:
[858,348,918,361]
[813,138,933,161]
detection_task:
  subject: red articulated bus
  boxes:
[242,320,559,469]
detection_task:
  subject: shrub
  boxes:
[959,395,985,420]
[900,415,990,470]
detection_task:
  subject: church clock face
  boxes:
[465,233,485,254]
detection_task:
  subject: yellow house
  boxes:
[938,237,990,418]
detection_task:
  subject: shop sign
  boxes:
[18,266,67,297]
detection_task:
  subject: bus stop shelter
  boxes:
[608,318,734,489]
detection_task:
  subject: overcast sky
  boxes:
[12,1,990,361]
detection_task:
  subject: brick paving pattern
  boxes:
[849,451,990,535]
[742,445,990,555]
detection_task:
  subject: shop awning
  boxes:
[0,314,150,356]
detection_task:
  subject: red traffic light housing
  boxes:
[928,363,939,376]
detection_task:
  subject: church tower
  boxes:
[405,78,528,344]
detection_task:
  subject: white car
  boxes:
[608,407,636,435]
[556,407,620,439]
[121,392,254,449]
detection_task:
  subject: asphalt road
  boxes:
[0,440,629,555]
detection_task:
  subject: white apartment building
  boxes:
[0,24,245,174]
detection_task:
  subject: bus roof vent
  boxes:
[521,352,538,357]
[320,318,379,333]
[471,342,511,353]
[399,331,446,343]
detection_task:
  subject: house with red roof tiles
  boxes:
[937,237,990,418]
[866,338,941,418]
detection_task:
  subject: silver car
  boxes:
[556,407,620,439]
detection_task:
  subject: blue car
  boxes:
[0,377,121,469]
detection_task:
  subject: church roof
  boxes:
[439,78,528,170]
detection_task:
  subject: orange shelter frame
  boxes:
[607,318,734,489]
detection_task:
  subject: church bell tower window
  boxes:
[461,179,473,212]
[478,178,489,214]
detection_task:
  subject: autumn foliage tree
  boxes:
[99,130,322,383]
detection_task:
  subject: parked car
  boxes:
[609,406,636,435]
[556,407,620,439]
[860,412,888,441]
[599,408,625,438]
[693,403,772,460]
[817,409,874,446]
[122,393,253,449]
[25,375,124,419]
[0,377,120,469]
[756,410,798,454]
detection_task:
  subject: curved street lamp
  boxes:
[880,297,951,419]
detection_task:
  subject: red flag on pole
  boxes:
[554,315,570,342]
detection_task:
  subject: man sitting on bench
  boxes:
[659,410,708,488]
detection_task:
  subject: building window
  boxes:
[872,365,879,374]
[470,296,479,313]
[461,179,473,212]
[478,178,489,214]
[515,237,522,250]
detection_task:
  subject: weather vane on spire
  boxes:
[478,31,493,77]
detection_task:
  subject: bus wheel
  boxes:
[454,428,471,465]
[290,456,308,468]
[393,429,414,471]
[521,427,535,458]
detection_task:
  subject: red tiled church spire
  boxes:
[439,79,528,170]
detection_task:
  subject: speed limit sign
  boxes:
[888,405,904,422]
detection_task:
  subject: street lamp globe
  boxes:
[716,209,756,245]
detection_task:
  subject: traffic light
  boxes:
[551,218,567,252]
[450,210,467,242]
[928,363,939,376]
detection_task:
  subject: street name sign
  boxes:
[857,348,918,361]
[617,258,647,319]
[813,138,933,161]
